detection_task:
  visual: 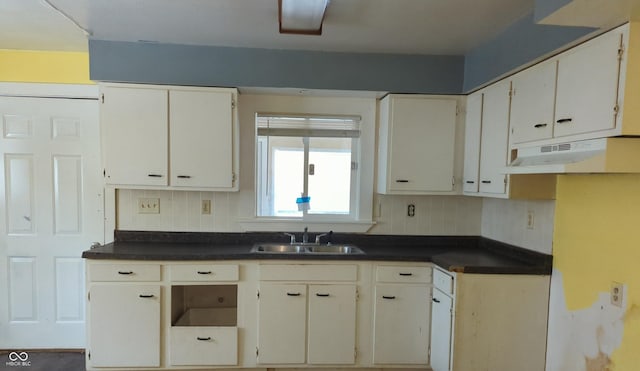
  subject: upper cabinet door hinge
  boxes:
[351,161,358,171]
[87,291,90,301]
[231,99,236,109]
[100,93,104,104]
[617,38,625,61]
[257,290,260,299]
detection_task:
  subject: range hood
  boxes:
[505,137,640,174]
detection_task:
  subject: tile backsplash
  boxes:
[117,189,483,236]
[117,189,554,254]
[481,198,555,254]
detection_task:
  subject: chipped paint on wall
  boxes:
[546,270,625,371]
[547,174,640,370]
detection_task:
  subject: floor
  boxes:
[0,350,85,371]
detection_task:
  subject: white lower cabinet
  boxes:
[257,283,308,364]
[372,264,432,365]
[256,264,358,365]
[86,259,549,371]
[169,327,238,366]
[89,284,161,368]
[307,284,357,364]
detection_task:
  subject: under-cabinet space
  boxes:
[171,285,238,326]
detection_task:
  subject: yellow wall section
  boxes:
[0,49,91,84]
[554,174,640,368]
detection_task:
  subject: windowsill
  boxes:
[237,218,376,233]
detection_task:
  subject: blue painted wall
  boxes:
[463,11,595,92]
[89,40,464,94]
[534,0,572,23]
[89,11,597,94]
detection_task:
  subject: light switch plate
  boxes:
[138,198,160,214]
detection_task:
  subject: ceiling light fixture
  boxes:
[278,0,329,35]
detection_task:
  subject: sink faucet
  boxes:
[283,232,296,244]
[302,227,309,244]
[314,230,333,244]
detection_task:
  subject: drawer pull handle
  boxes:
[287,292,301,297]
[382,296,396,300]
[197,271,212,275]
[465,180,475,184]
[534,123,548,128]
[395,179,409,183]
[481,180,492,184]
[139,294,155,298]
[398,272,413,276]
[315,293,330,297]
[177,175,192,179]
[147,174,163,178]
[556,118,573,124]
[432,298,441,303]
[118,271,133,275]
[197,337,212,341]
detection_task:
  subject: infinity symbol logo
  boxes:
[8,352,28,361]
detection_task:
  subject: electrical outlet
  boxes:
[611,282,624,307]
[137,198,160,214]
[527,210,535,229]
[407,204,416,217]
[202,199,212,215]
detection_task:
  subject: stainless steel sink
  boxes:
[306,245,363,254]
[251,244,307,253]
[250,243,364,255]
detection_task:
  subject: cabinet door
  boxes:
[308,284,357,365]
[89,285,160,367]
[373,284,430,365]
[387,97,457,192]
[430,288,453,371]
[101,86,168,186]
[169,90,234,188]
[462,92,482,193]
[510,61,556,144]
[555,29,623,138]
[478,81,510,194]
[257,283,307,364]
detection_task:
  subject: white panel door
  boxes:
[0,93,103,348]
[169,90,234,188]
[257,283,307,364]
[308,284,356,365]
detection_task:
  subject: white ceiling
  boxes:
[1,0,535,55]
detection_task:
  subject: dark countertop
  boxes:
[82,231,552,275]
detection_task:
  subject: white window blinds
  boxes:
[256,114,361,138]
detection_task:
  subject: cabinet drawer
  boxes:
[376,265,431,283]
[170,264,239,281]
[260,264,357,281]
[433,269,454,295]
[90,264,161,282]
[170,327,237,366]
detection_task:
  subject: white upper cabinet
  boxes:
[462,92,482,193]
[554,27,624,138]
[377,95,457,194]
[102,86,169,186]
[510,60,557,145]
[479,80,510,195]
[466,80,511,196]
[169,90,234,188]
[101,84,238,190]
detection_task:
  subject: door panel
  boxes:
[0,94,103,348]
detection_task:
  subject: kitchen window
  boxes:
[256,114,360,220]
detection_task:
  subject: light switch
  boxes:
[138,198,160,214]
